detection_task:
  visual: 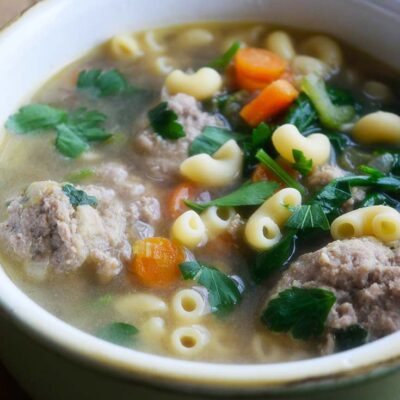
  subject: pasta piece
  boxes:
[152,56,176,76]
[176,28,214,47]
[108,34,144,60]
[114,293,168,320]
[200,206,236,239]
[180,139,243,187]
[139,317,166,347]
[265,31,296,61]
[363,81,393,103]
[352,111,400,145]
[331,205,400,242]
[245,188,302,251]
[171,210,207,249]
[272,124,331,166]
[170,325,210,357]
[165,67,222,100]
[291,55,330,81]
[171,288,207,322]
[143,31,165,53]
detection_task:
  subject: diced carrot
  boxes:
[235,71,270,92]
[240,79,299,127]
[167,182,198,219]
[129,237,185,287]
[280,71,295,85]
[235,48,287,82]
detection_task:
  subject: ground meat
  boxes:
[268,237,400,352]
[227,213,245,239]
[307,164,346,189]
[134,93,222,181]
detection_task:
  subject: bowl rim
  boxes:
[0,0,400,394]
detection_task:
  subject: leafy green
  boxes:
[334,324,368,351]
[77,68,132,97]
[55,124,90,158]
[359,164,385,179]
[292,149,313,176]
[322,131,353,154]
[96,322,138,346]
[301,75,355,130]
[256,149,306,195]
[208,41,241,70]
[252,231,297,283]
[65,168,95,184]
[180,261,242,314]
[252,122,273,148]
[261,287,336,340]
[62,184,98,208]
[6,104,67,134]
[359,192,400,211]
[286,204,330,230]
[185,181,279,213]
[337,174,400,193]
[148,102,185,140]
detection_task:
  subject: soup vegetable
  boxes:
[0,22,400,363]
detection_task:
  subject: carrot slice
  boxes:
[167,182,198,219]
[235,48,287,82]
[240,79,299,127]
[236,71,270,92]
[130,237,185,287]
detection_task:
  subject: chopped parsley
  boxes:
[62,184,98,208]
[148,102,185,140]
[334,324,368,351]
[286,204,330,230]
[292,149,313,176]
[96,322,138,346]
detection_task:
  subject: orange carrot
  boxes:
[130,237,185,287]
[240,79,299,127]
[167,182,198,219]
[236,72,270,92]
[235,48,287,82]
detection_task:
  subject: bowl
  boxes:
[0,0,399,399]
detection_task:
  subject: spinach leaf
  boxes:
[148,102,185,140]
[261,287,336,340]
[185,181,279,213]
[180,261,242,314]
[96,322,138,346]
[286,204,330,230]
[77,69,132,97]
[292,149,313,176]
[359,192,400,211]
[62,184,98,208]
[337,174,400,193]
[252,231,297,283]
[6,104,67,134]
[208,41,241,70]
[334,324,368,351]
[55,124,90,158]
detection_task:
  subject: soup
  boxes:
[0,22,399,364]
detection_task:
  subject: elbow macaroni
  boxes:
[272,124,331,166]
[352,111,400,145]
[165,67,222,101]
[331,205,400,242]
[200,206,236,239]
[171,210,207,249]
[245,188,302,251]
[108,34,144,60]
[180,139,243,187]
[176,28,214,47]
[171,288,207,322]
[265,31,296,61]
[143,31,165,53]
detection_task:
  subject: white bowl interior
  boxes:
[0,0,399,391]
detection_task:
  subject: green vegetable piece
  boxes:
[337,174,400,193]
[208,41,241,70]
[360,192,400,211]
[180,261,242,314]
[252,231,297,283]
[65,168,95,184]
[148,102,185,140]
[334,324,368,351]
[286,204,330,230]
[252,122,273,148]
[77,69,132,97]
[62,184,98,208]
[261,287,336,340]
[185,181,279,213]
[301,75,355,130]
[322,131,353,154]
[359,165,385,179]
[56,124,89,158]
[96,322,138,346]
[292,149,313,176]
[256,149,306,195]
[6,104,67,134]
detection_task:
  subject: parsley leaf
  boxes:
[148,102,185,140]
[286,204,330,230]
[208,41,241,70]
[6,104,67,133]
[55,124,89,158]
[62,184,98,208]
[96,322,138,346]
[185,181,279,213]
[180,261,242,314]
[252,122,273,148]
[261,287,336,340]
[359,164,385,179]
[334,324,368,351]
[292,149,313,176]
[360,192,400,211]
[65,168,95,184]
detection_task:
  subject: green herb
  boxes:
[77,69,132,97]
[6,104,67,134]
[252,122,273,148]
[256,149,306,195]
[180,261,242,314]
[359,192,400,211]
[96,322,138,346]
[148,102,185,140]
[301,75,355,130]
[252,231,297,283]
[55,124,90,158]
[322,131,353,154]
[185,181,279,213]
[261,287,336,340]
[337,174,400,193]
[91,294,113,309]
[62,184,98,208]
[208,41,241,70]
[359,165,385,179]
[65,168,95,184]
[292,149,313,176]
[286,204,330,230]
[334,324,368,351]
